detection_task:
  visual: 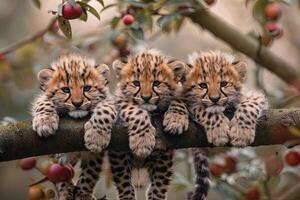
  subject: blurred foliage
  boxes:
[0,0,300,199]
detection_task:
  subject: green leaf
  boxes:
[77,2,101,20]
[111,17,120,29]
[173,17,185,32]
[80,8,88,22]
[100,3,117,13]
[130,28,144,40]
[96,0,105,7]
[32,0,41,9]
[252,0,269,23]
[144,9,153,31]
[58,17,72,38]
[157,11,182,28]
[67,0,76,6]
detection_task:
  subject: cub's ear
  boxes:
[37,68,54,91]
[167,59,190,83]
[112,60,126,77]
[232,61,247,82]
[95,64,110,79]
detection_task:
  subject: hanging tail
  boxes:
[187,148,210,200]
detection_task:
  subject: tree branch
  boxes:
[0,109,300,162]
[0,17,58,55]
[187,8,300,85]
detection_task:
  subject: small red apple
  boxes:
[209,163,224,177]
[47,163,74,183]
[28,186,44,200]
[62,3,83,20]
[246,187,260,200]
[20,157,36,170]
[266,22,283,38]
[285,150,300,166]
[122,14,135,26]
[264,3,282,20]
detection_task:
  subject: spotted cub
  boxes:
[108,50,188,200]
[182,51,268,200]
[31,53,111,200]
[184,51,267,147]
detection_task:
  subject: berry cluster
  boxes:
[19,157,75,200]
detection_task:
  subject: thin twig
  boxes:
[0,17,58,55]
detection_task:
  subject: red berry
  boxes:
[47,163,74,183]
[62,3,83,20]
[0,53,6,61]
[265,154,283,176]
[264,3,282,20]
[209,163,224,177]
[266,22,283,38]
[20,157,36,170]
[223,155,237,173]
[28,186,44,200]
[285,150,300,166]
[246,187,260,200]
[122,14,135,26]
[204,0,216,6]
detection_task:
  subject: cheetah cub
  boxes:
[108,49,188,200]
[31,53,112,200]
[184,51,268,147]
[181,51,268,200]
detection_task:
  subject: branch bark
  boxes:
[187,8,300,85]
[0,109,300,162]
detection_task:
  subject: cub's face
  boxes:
[183,52,246,112]
[114,50,186,111]
[37,54,109,118]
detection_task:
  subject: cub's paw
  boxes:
[84,120,110,153]
[206,118,230,146]
[32,114,59,137]
[75,193,96,200]
[129,125,156,158]
[229,118,255,147]
[163,111,189,134]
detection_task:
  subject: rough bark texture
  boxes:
[187,8,300,85]
[0,109,300,162]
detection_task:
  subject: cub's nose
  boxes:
[141,95,152,103]
[72,101,83,108]
[209,96,220,103]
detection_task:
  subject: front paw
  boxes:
[32,114,59,137]
[84,121,110,153]
[163,112,188,134]
[129,125,156,158]
[229,118,255,147]
[206,119,230,146]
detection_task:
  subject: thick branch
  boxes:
[187,8,300,85]
[0,109,300,162]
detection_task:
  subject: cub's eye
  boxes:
[61,87,70,93]
[153,80,161,87]
[132,80,140,87]
[220,81,228,87]
[199,83,208,89]
[83,85,92,92]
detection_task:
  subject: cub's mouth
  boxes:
[140,104,157,111]
[68,110,89,118]
[205,105,225,113]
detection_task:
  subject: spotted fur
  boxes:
[31,53,111,200]
[182,51,268,200]
[109,50,188,200]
